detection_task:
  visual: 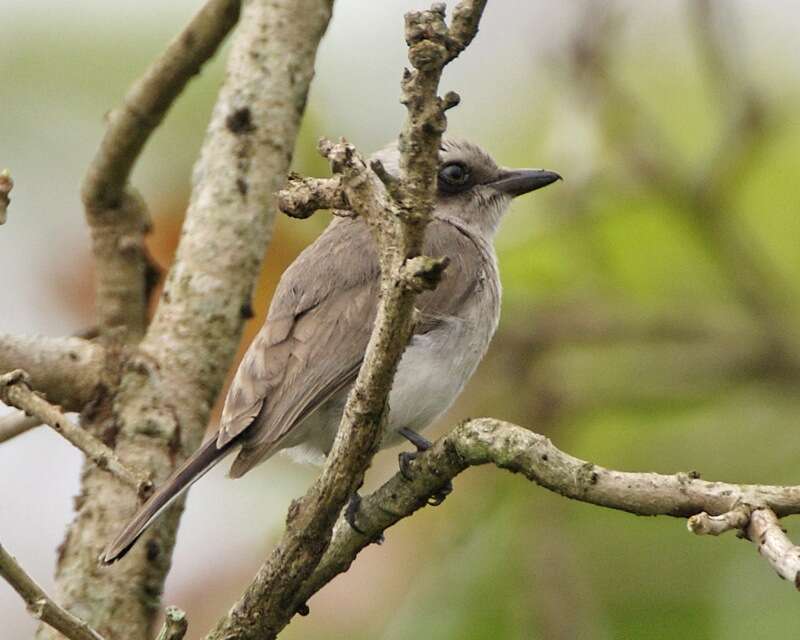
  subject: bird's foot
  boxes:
[345,492,366,535]
[345,492,384,544]
[398,450,419,481]
[397,427,452,506]
[427,479,453,506]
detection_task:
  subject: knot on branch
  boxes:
[399,255,449,292]
[277,174,346,219]
[405,5,450,70]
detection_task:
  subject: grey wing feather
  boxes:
[217,215,488,476]
[216,217,379,460]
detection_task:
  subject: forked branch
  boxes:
[82,0,241,341]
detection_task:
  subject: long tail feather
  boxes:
[101,436,234,564]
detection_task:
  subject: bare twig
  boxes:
[82,0,241,342]
[286,418,800,607]
[207,3,488,639]
[0,169,12,224]
[277,174,346,219]
[0,370,152,498]
[155,607,188,640]
[688,505,753,536]
[0,542,106,640]
[0,333,105,410]
[0,411,40,444]
[746,508,800,588]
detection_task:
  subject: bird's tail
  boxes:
[100,435,234,564]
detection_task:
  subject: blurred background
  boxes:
[2,0,800,638]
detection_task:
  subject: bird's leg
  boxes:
[398,427,452,506]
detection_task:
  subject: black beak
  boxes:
[490,168,562,198]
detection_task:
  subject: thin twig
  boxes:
[688,505,753,536]
[0,411,40,444]
[277,174,345,219]
[82,0,241,341]
[0,370,152,498]
[0,542,106,640]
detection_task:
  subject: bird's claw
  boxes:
[398,450,452,507]
[427,479,453,506]
[345,492,385,544]
[345,492,366,535]
[398,450,418,481]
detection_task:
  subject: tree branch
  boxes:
[0,333,105,411]
[2,539,190,640]
[43,2,335,638]
[288,418,800,608]
[0,542,107,640]
[0,370,152,498]
[208,3,488,639]
[82,0,241,342]
[746,508,800,588]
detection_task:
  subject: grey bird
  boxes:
[101,139,560,563]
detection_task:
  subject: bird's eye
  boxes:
[438,162,471,193]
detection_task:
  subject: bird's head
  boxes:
[371,138,561,236]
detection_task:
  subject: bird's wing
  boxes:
[218,216,487,477]
[216,217,380,464]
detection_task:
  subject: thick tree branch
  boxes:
[44,2,335,639]
[209,3,487,639]
[288,418,800,608]
[0,543,106,640]
[0,333,106,411]
[0,370,152,498]
[83,0,241,342]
